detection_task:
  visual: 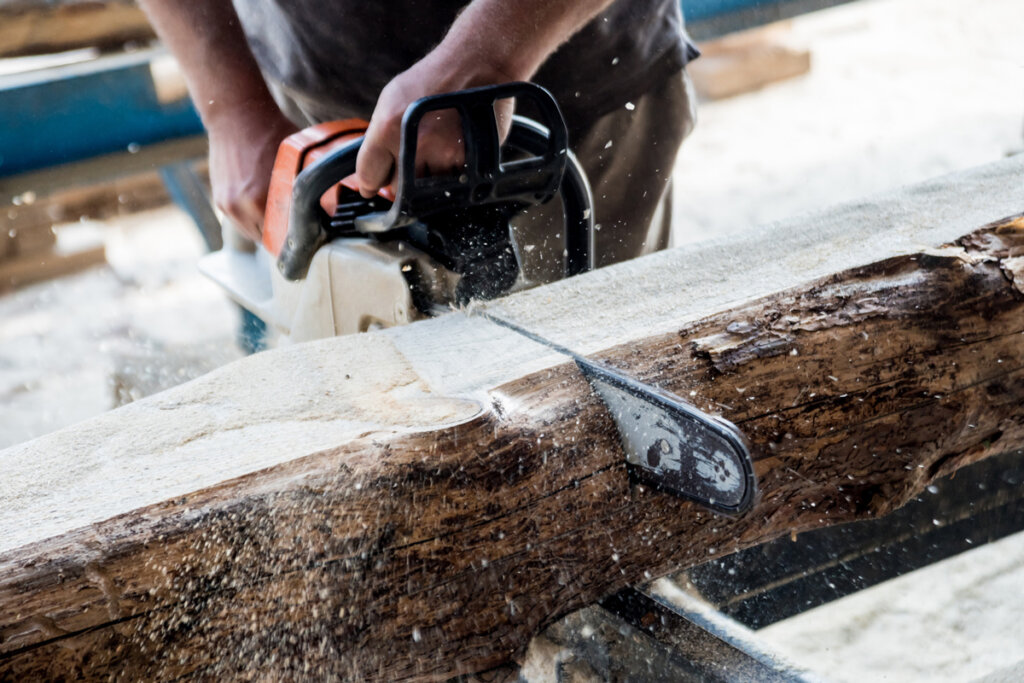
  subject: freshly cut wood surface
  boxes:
[0,0,154,58]
[0,157,1022,680]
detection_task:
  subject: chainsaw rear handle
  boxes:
[379,82,568,231]
[277,82,594,281]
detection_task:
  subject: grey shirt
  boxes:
[231,0,698,130]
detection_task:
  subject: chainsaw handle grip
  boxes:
[277,136,362,280]
[375,82,570,231]
[277,83,594,281]
[505,118,594,276]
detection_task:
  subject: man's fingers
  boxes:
[236,196,265,241]
[217,194,263,243]
[356,134,396,198]
[414,111,466,177]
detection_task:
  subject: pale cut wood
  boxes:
[689,22,811,100]
[0,156,1022,680]
[0,0,154,58]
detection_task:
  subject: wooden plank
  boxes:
[689,23,811,100]
[0,135,208,205]
[0,137,209,236]
[0,218,55,261]
[0,157,1022,680]
[0,1,154,58]
[0,224,105,290]
[8,222,56,259]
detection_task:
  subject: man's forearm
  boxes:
[138,0,277,131]
[138,0,297,240]
[436,0,617,85]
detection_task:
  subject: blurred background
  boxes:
[0,0,1021,679]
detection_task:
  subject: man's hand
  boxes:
[354,0,615,199]
[355,52,514,199]
[207,108,297,241]
[143,0,616,230]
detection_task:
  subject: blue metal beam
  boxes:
[0,50,203,177]
[685,0,860,39]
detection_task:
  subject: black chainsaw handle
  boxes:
[278,83,594,281]
[276,136,361,281]
[380,82,569,231]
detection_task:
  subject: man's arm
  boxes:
[141,0,613,237]
[355,0,616,197]
[138,0,296,240]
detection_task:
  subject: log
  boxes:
[1,156,1023,680]
[0,0,154,58]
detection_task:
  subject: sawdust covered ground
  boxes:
[672,0,1023,243]
[0,0,1022,678]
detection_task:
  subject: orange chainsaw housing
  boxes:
[262,120,397,258]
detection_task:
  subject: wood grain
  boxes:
[1,209,1021,679]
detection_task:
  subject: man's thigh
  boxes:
[512,71,697,285]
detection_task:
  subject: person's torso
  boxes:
[230,0,696,128]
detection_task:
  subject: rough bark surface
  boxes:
[1,213,1020,680]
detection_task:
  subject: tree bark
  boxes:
[1,158,1022,680]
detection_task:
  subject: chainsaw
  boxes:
[199,82,757,515]
[201,82,593,343]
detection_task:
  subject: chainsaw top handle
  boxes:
[276,82,593,282]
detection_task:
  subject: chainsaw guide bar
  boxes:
[482,312,756,515]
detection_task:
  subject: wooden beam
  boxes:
[688,23,811,100]
[0,136,209,242]
[0,0,154,58]
[0,224,105,291]
[0,156,1022,680]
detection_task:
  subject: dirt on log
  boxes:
[0,189,1022,675]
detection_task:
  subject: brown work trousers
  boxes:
[512,71,697,286]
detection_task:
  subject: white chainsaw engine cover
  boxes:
[200,239,457,344]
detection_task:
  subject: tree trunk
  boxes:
[1,157,1022,680]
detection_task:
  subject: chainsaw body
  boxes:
[201,83,594,344]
